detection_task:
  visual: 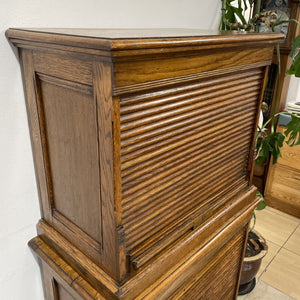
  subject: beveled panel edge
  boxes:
[19,49,52,221]
[37,72,93,95]
[52,210,102,253]
[113,61,270,96]
[28,236,115,300]
[34,72,109,277]
[36,220,121,296]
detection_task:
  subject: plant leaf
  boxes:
[256,132,285,165]
[256,191,267,211]
[288,34,300,58]
[231,6,247,25]
[284,113,300,146]
[225,5,237,24]
[286,52,300,77]
[256,200,267,210]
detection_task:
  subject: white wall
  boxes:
[286,76,300,104]
[0,1,221,299]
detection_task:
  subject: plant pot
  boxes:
[238,231,268,295]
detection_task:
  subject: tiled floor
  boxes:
[238,207,300,300]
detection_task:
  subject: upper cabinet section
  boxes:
[6,28,283,54]
[6,28,284,93]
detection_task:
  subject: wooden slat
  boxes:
[122,146,249,214]
[122,138,251,229]
[120,86,260,135]
[131,219,194,269]
[125,167,246,253]
[125,157,247,248]
[121,110,255,171]
[120,81,260,123]
[122,136,251,203]
[119,67,263,264]
[119,69,262,107]
[121,116,254,182]
[128,178,248,259]
[120,96,257,156]
[121,102,256,185]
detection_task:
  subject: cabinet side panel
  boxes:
[37,77,102,245]
[19,49,52,221]
[19,48,121,280]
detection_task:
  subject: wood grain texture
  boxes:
[19,49,52,221]
[170,227,246,300]
[6,28,283,53]
[30,237,108,300]
[33,50,93,85]
[92,60,125,281]
[37,77,102,244]
[7,28,282,299]
[122,193,260,300]
[36,220,120,299]
[31,190,259,300]
[119,68,263,265]
[112,47,274,89]
[265,127,300,218]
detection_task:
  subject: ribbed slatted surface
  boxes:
[120,69,263,267]
[172,228,245,300]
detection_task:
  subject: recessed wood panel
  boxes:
[54,279,76,300]
[38,77,102,245]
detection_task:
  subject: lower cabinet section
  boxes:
[171,228,245,300]
[30,204,253,300]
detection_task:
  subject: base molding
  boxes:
[29,196,259,300]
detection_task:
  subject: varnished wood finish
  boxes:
[6,28,282,299]
[265,125,300,218]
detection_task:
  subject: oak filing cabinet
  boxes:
[6,28,282,299]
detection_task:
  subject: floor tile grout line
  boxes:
[266,207,300,224]
[258,278,298,300]
[254,209,300,299]
[258,246,281,279]
[282,224,300,257]
[281,223,300,248]
[258,224,299,280]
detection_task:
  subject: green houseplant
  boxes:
[219,0,300,295]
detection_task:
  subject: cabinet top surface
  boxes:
[6,28,283,52]
[5,27,282,39]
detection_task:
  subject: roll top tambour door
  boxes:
[119,68,264,268]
